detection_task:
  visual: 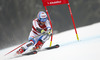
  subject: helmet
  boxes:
[37,11,47,22]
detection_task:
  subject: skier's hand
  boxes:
[46,29,52,36]
[41,28,52,36]
[41,29,46,34]
[36,27,46,34]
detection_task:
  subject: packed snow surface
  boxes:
[0,22,100,60]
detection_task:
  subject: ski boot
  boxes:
[33,40,44,51]
[16,47,26,54]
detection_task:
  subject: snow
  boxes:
[0,22,100,60]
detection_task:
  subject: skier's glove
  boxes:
[36,27,52,35]
[46,28,52,36]
[36,27,45,34]
[41,29,45,34]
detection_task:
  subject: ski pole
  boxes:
[5,42,26,56]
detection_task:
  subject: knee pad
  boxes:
[26,41,34,47]
[23,41,35,49]
[28,37,36,44]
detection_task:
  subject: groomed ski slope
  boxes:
[0,22,100,60]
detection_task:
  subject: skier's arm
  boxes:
[45,20,52,35]
[36,27,52,35]
[32,19,43,33]
[36,27,45,34]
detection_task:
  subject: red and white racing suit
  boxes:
[23,18,51,50]
[28,18,51,43]
[16,18,52,54]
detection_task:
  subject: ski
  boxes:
[45,44,60,50]
[23,44,60,55]
[22,50,37,55]
[7,44,60,59]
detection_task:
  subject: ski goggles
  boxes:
[40,18,47,22]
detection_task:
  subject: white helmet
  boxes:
[37,11,47,22]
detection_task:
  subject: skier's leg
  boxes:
[16,38,35,54]
[16,31,39,54]
[33,34,50,50]
[33,39,43,50]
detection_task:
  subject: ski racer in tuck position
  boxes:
[16,11,52,54]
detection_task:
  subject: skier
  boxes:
[16,11,52,54]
